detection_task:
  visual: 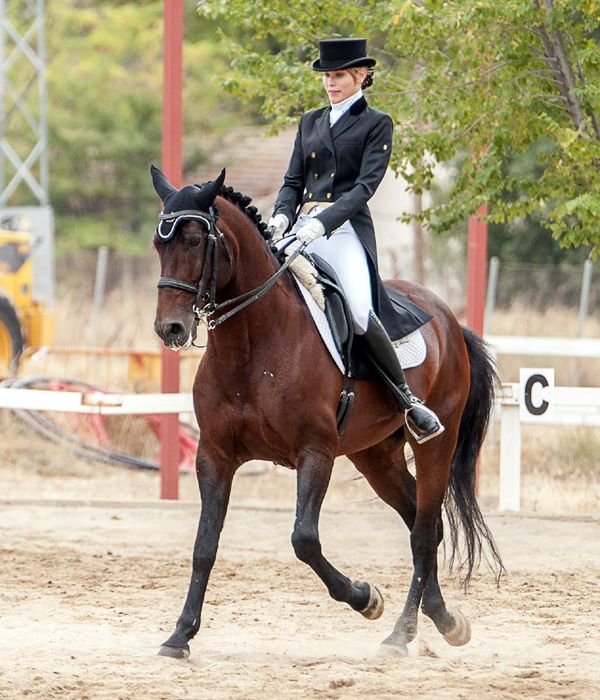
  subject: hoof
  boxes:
[377,642,408,658]
[354,580,384,620]
[158,644,190,659]
[443,608,471,647]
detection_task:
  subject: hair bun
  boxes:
[362,71,374,89]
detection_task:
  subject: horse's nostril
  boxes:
[164,322,184,339]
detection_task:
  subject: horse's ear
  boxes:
[202,168,226,204]
[150,164,177,202]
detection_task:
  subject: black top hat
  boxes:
[312,38,376,72]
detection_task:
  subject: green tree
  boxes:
[46,1,247,251]
[488,142,589,264]
[199,0,600,255]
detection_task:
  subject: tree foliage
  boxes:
[46,0,246,250]
[199,0,600,256]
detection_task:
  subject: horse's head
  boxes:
[151,165,230,349]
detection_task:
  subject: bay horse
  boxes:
[151,166,503,659]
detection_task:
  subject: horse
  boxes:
[150,165,504,659]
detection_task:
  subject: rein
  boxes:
[157,209,305,331]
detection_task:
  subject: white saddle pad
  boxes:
[293,275,427,375]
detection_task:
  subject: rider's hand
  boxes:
[296,218,325,245]
[267,213,289,241]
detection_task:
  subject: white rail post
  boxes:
[91,245,109,347]
[574,259,593,385]
[484,256,499,335]
[499,385,521,512]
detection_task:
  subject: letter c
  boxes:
[524,374,549,416]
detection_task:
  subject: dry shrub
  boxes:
[489,303,600,386]
[9,260,599,511]
[481,424,600,514]
[102,415,160,461]
[54,286,160,350]
[0,412,98,478]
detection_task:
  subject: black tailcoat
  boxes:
[273,96,431,340]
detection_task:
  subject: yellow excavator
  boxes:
[0,227,53,376]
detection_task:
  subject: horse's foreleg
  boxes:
[158,448,235,659]
[291,454,383,619]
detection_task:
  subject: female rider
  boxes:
[267,38,443,444]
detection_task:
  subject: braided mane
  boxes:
[218,185,271,241]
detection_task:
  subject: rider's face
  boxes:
[322,69,364,104]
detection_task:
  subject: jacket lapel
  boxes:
[315,107,334,152]
[331,96,368,140]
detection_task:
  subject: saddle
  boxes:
[273,242,430,435]
[308,253,429,381]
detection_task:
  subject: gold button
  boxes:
[311,151,317,159]
[308,192,313,199]
[383,144,388,151]
[326,193,331,199]
[313,173,319,180]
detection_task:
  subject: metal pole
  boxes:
[578,259,593,337]
[159,0,183,500]
[412,191,425,285]
[484,256,499,335]
[466,205,488,493]
[91,245,109,347]
[37,0,48,204]
[574,259,593,386]
[466,206,488,335]
[0,0,48,206]
[0,0,6,193]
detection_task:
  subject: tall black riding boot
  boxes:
[363,311,444,444]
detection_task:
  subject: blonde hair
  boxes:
[348,67,374,89]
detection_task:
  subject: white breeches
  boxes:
[287,211,373,334]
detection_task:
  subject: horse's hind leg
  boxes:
[351,434,467,655]
[371,458,467,644]
[417,519,471,647]
[291,451,384,619]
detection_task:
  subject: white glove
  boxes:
[267,213,289,241]
[296,218,325,245]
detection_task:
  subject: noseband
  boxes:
[156,208,305,331]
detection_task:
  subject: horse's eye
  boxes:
[187,237,202,247]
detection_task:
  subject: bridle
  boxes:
[157,206,228,327]
[156,207,305,331]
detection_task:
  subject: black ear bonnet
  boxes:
[151,165,226,241]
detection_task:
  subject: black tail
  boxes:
[444,327,505,587]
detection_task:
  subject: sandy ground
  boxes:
[0,477,599,699]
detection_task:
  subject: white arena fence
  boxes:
[485,335,600,359]
[497,380,600,513]
[485,335,600,512]
[1,367,598,513]
[0,388,193,414]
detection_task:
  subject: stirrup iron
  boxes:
[403,397,445,445]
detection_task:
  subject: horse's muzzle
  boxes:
[154,317,196,349]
